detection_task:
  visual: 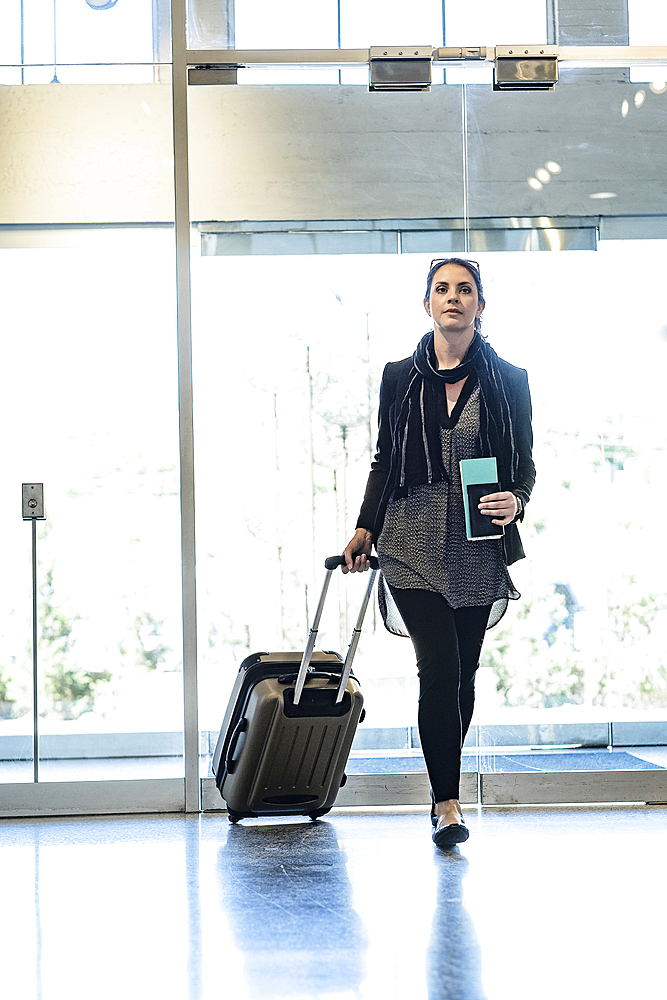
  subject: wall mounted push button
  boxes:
[22,483,46,520]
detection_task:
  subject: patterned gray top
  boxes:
[377,381,517,611]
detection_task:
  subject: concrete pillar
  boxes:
[548,0,629,81]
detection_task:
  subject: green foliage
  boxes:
[44,664,112,707]
[481,586,584,708]
[606,579,658,644]
[584,420,637,477]
[0,665,15,716]
[134,612,171,670]
[599,579,667,708]
[0,669,12,703]
[39,565,111,719]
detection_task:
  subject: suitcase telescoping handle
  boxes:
[293,554,379,706]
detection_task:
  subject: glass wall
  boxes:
[0,231,183,782]
[465,73,667,755]
[191,50,667,766]
[4,0,667,808]
[191,234,667,760]
[0,0,165,84]
[0,16,181,788]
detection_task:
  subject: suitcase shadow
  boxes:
[426,851,487,1000]
[216,820,367,996]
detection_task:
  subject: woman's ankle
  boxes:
[434,798,461,819]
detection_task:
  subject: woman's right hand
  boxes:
[342,528,373,574]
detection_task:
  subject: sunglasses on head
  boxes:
[429,258,480,271]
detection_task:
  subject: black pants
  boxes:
[389,587,491,802]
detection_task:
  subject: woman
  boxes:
[343,258,535,849]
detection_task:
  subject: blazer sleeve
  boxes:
[356,362,397,531]
[508,367,536,517]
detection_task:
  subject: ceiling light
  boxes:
[589,192,617,199]
[535,168,551,183]
[546,161,561,173]
[650,81,667,94]
[634,89,646,107]
[528,177,543,191]
[621,99,629,117]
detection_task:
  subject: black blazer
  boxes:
[356,354,536,566]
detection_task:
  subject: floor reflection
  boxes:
[215,820,366,997]
[427,849,486,1000]
[34,826,43,1000]
[5,807,667,1000]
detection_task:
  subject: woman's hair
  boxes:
[424,257,485,336]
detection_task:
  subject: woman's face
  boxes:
[424,263,484,337]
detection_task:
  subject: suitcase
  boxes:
[212,554,379,822]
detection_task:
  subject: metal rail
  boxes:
[185,44,667,69]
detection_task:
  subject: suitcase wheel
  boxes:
[308,807,332,821]
[227,809,243,824]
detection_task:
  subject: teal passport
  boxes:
[459,457,504,541]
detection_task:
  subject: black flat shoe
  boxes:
[430,790,437,828]
[432,816,469,849]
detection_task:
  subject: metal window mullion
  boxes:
[32,519,38,782]
[172,0,200,813]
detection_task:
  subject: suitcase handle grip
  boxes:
[294,555,378,705]
[225,718,248,774]
[325,554,379,571]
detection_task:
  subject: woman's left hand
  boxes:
[478,491,519,526]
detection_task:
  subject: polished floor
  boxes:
[2,805,666,1000]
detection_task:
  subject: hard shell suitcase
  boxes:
[212,555,378,821]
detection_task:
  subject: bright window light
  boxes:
[629,0,667,83]
[235,0,338,49]
[339,0,442,48]
[339,0,443,84]
[8,0,154,84]
[445,0,547,84]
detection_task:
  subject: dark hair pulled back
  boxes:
[424,257,485,336]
